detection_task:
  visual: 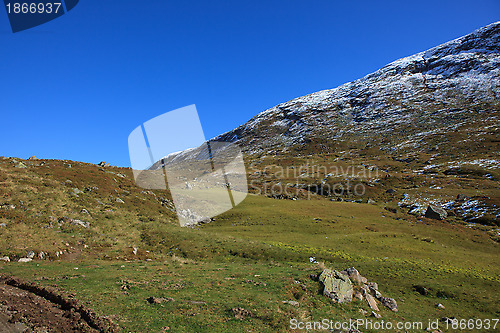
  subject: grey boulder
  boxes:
[424,205,448,220]
[319,269,353,303]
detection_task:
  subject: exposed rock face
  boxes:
[365,293,379,311]
[380,297,398,312]
[425,205,448,220]
[340,267,368,284]
[214,22,500,156]
[319,269,353,303]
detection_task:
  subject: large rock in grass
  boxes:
[380,297,398,312]
[424,205,448,220]
[319,269,353,303]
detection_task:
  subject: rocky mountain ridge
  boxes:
[214,22,500,156]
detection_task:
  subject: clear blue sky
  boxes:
[1,0,498,166]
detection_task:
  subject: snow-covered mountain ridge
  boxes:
[214,22,500,156]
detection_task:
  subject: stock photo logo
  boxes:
[3,0,79,33]
[128,105,248,227]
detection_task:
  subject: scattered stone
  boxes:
[367,198,376,205]
[365,282,378,290]
[244,279,267,286]
[146,297,160,304]
[133,247,138,255]
[64,180,73,186]
[282,300,299,306]
[365,293,379,311]
[38,252,46,260]
[424,205,448,220]
[380,297,398,312]
[116,173,126,178]
[231,307,253,320]
[27,251,35,259]
[98,161,107,167]
[456,194,468,201]
[28,156,37,160]
[413,285,429,296]
[369,286,382,299]
[436,303,445,309]
[0,256,10,262]
[18,258,32,263]
[358,308,368,316]
[72,219,90,228]
[0,223,6,228]
[58,217,90,228]
[319,269,353,303]
[15,162,27,168]
[115,198,125,204]
[340,267,367,284]
[386,189,396,194]
[353,291,364,301]
[81,209,90,214]
[371,311,382,318]
[70,188,83,197]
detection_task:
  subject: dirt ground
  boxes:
[0,275,117,333]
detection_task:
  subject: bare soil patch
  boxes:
[0,275,117,333]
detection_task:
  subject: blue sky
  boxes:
[1,0,498,167]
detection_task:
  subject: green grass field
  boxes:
[0,157,499,332]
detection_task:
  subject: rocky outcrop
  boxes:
[318,267,399,312]
[425,205,448,220]
[380,297,398,312]
[340,267,367,284]
[319,269,353,303]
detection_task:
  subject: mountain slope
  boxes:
[210,22,500,226]
[215,22,500,157]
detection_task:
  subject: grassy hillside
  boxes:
[0,156,499,332]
